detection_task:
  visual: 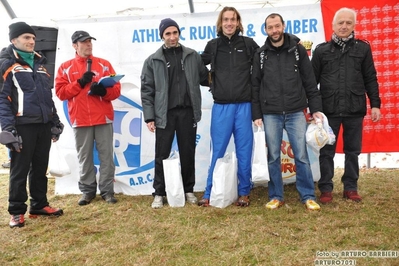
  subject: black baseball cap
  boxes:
[71,30,96,43]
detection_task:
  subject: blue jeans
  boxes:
[263,111,316,203]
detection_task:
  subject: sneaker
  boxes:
[2,161,10,168]
[102,194,118,204]
[305,199,321,211]
[343,191,362,202]
[235,195,250,207]
[319,192,333,204]
[78,193,96,206]
[151,195,164,209]
[29,206,64,216]
[198,198,210,207]
[185,193,198,204]
[9,214,25,228]
[265,199,284,210]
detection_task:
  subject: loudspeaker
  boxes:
[32,26,58,88]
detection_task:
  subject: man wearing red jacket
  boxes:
[55,31,121,205]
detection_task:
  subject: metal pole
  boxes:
[0,0,17,19]
[188,0,195,13]
[367,153,371,169]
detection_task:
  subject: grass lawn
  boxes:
[0,161,399,265]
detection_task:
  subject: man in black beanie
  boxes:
[0,21,64,228]
[141,18,209,208]
[159,18,181,39]
[8,21,36,41]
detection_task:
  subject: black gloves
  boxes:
[77,71,95,88]
[89,82,107,97]
[51,122,64,142]
[0,128,22,152]
[78,71,106,97]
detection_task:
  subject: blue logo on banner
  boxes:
[62,95,155,179]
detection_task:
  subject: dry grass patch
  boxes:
[0,166,398,265]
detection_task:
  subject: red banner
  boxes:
[320,0,399,152]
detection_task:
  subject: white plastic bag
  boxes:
[163,151,185,207]
[306,120,328,151]
[321,113,336,145]
[210,152,238,208]
[252,127,270,185]
[48,142,71,177]
[306,113,336,152]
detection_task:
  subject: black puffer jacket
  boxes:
[252,33,322,120]
[311,38,380,117]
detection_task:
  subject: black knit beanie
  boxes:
[9,22,36,41]
[159,18,180,38]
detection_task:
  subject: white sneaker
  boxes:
[185,193,198,204]
[151,195,164,209]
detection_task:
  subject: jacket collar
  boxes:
[263,33,300,52]
[154,43,191,61]
[74,53,93,63]
[219,30,240,43]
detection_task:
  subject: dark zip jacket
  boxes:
[163,46,191,109]
[252,33,322,120]
[0,45,59,131]
[201,31,259,104]
[311,38,380,117]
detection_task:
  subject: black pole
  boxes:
[188,0,195,13]
[0,0,17,18]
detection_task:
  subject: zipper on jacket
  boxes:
[277,53,285,112]
[173,49,181,106]
[229,40,234,100]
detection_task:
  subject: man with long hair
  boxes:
[199,7,259,207]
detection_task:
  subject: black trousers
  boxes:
[318,116,363,192]
[8,123,52,215]
[153,108,197,196]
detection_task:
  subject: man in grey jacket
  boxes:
[141,18,209,208]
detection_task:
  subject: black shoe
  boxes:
[29,206,63,216]
[102,194,117,204]
[78,193,96,206]
[9,214,25,228]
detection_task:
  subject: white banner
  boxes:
[53,4,325,195]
